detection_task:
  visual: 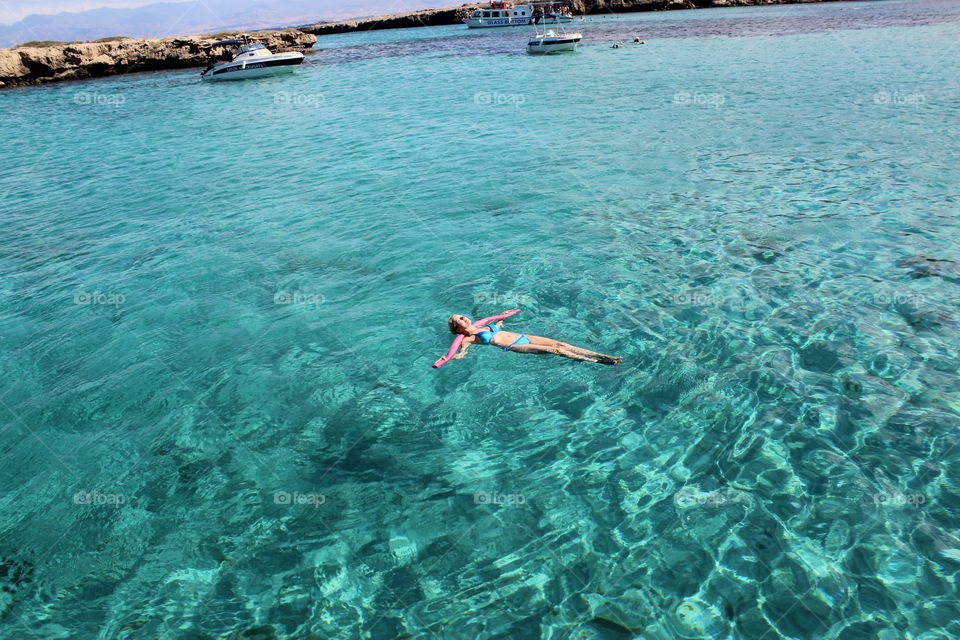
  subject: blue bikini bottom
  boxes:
[503,335,531,351]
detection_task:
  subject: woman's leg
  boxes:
[508,343,613,364]
[559,343,622,361]
[526,335,622,363]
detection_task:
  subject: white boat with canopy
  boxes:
[527,23,581,54]
[200,35,304,81]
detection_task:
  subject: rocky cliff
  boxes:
[302,6,482,35]
[0,29,316,89]
[302,0,846,35]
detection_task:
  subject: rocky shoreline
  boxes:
[0,29,316,89]
[301,0,851,35]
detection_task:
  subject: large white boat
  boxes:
[464,2,574,28]
[200,37,304,81]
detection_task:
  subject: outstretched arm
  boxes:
[433,334,464,368]
[474,309,521,327]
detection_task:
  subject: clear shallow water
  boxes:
[2,0,960,637]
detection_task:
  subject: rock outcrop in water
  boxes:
[0,29,316,89]
[302,6,483,35]
[301,0,848,35]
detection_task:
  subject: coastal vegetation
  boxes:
[13,36,128,48]
[13,41,70,48]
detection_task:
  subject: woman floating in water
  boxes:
[434,309,622,367]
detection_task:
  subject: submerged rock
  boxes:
[0,553,35,618]
[672,597,729,638]
[896,255,960,282]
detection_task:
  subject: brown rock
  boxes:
[0,49,30,80]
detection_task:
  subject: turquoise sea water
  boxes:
[2,0,960,637]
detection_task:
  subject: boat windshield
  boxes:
[238,43,266,53]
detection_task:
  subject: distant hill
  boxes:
[0,0,454,48]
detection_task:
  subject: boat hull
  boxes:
[465,17,531,27]
[464,14,572,27]
[201,53,304,81]
[527,36,580,53]
[539,14,574,23]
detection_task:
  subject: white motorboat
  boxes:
[527,28,581,54]
[201,36,304,81]
[542,12,574,24]
[464,2,573,28]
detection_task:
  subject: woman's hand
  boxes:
[450,335,473,360]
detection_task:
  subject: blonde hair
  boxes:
[448,315,469,335]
